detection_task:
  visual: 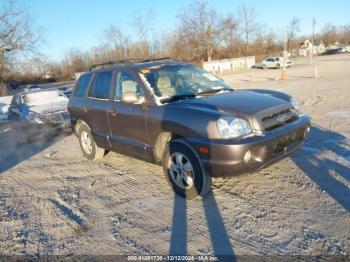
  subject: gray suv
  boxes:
[68,58,310,199]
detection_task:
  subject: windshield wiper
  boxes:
[197,88,235,95]
[160,94,196,103]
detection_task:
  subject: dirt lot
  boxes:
[0,54,349,259]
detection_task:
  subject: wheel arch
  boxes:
[75,119,90,134]
[153,132,185,163]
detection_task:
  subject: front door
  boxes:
[108,70,151,160]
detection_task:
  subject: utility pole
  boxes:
[284,26,287,54]
[280,27,288,80]
[309,17,316,64]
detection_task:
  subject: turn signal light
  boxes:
[199,147,209,154]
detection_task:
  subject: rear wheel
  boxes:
[78,124,105,160]
[263,64,267,70]
[163,140,212,200]
[276,63,281,69]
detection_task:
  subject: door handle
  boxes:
[110,110,118,117]
[82,107,89,113]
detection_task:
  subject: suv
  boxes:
[68,58,310,199]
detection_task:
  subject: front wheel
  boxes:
[276,63,281,69]
[78,124,105,160]
[162,140,212,200]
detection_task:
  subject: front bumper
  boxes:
[186,115,311,177]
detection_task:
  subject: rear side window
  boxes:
[75,73,92,97]
[88,71,112,99]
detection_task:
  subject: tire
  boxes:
[162,140,212,200]
[78,124,105,160]
[263,64,267,70]
[276,63,281,69]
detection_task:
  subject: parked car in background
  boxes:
[321,48,342,56]
[24,84,41,92]
[6,81,19,90]
[57,86,73,98]
[8,89,70,141]
[261,57,293,69]
[68,58,310,199]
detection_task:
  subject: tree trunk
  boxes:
[0,84,7,97]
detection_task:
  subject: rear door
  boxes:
[85,70,113,148]
[266,58,275,68]
[68,72,93,126]
[107,70,151,159]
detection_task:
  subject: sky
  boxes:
[15,0,350,61]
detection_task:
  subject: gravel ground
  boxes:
[0,54,349,259]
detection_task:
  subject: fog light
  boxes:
[304,126,311,138]
[244,150,252,163]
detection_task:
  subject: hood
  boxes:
[177,90,291,116]
[29,100,68,115]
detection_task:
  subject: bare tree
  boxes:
[238,5,259,55]
[320,23,339,46]
[103,25,130,59]
[132,9,155,58]
[221,14,239,45]
[286,17,300,51]
[339,24,350,45]
[0,0,42,94]
[176,1,223,61]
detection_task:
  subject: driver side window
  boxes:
[114,72,143,100]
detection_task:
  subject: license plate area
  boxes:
[273,132,297,154]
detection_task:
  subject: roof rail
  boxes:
[89,57,172,71]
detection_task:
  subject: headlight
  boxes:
[290,97,299,110]
[26,113,44,124]
[217,117,252,139]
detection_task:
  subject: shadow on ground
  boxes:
[169,192,236,261]
[0,120,69,174]
[291,125,350,212]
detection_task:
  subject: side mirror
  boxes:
[9,104,20,114]
[121,92,145,104]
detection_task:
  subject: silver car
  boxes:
[262,57,293,69]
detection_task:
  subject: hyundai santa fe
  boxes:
[68,58,311,199]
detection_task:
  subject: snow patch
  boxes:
[327,110,350,118]
[0,96,12,121]
[24,90,68,106]
[0,128,11,134]
[30,101,68,115]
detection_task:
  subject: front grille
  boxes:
[43,110,70,123]
[61,111,70,120]
[262,109,298,131]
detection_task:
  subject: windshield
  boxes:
[140,64,232,102]
[23,90,68,106]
